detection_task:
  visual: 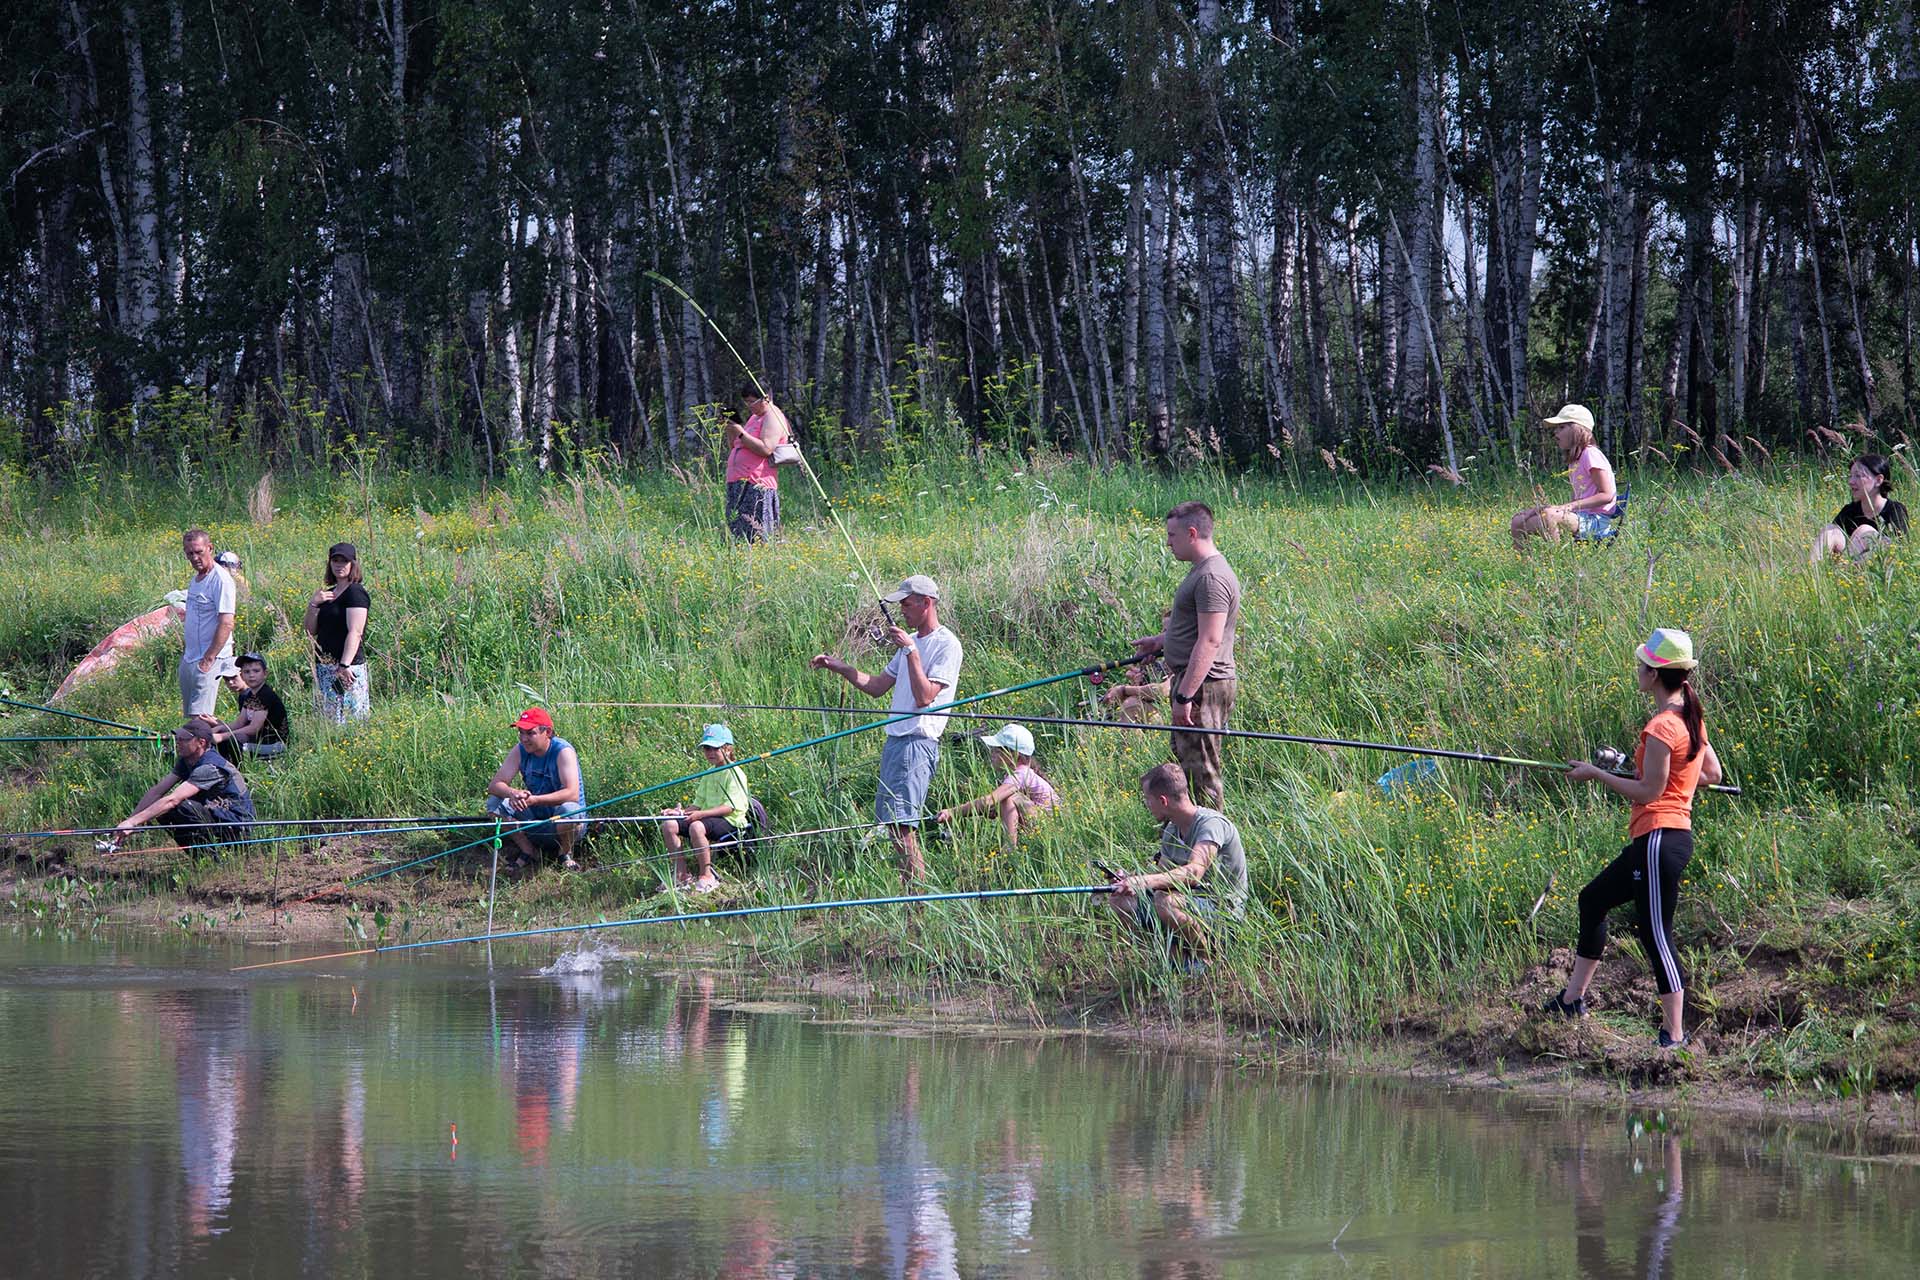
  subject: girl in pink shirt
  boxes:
[1510,403,1619,549]
[935,724,1059,851]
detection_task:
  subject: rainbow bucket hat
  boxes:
[1635,628,1698,671]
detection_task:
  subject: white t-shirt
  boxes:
[883,625,964,738]
[182,566,237,663]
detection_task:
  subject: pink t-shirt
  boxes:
[725,409,786,488]
[1006,764,1059,811]
[1568,444,1614,507]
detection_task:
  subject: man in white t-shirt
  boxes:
[179,529,238,721]
[810,575,964,882]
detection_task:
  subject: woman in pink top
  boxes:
[1510,403,1619,550]
[724,385,790,542]
[935,723,1059,851]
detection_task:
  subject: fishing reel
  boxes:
[1591,745,1629,773]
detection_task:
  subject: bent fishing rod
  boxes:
[571,700,1743,796]
[644,269,896,627]
[344,653,1137,889]
[232,883,1117,971]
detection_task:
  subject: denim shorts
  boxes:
[485,796,586,844]
[875,734,940,826]
[1573,511,1618,540]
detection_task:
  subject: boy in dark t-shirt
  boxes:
[102,722,255,851]
[215,652,289,759]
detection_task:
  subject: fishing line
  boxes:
[231,883,1117,971]
[341,655,1134,888]
[557,702,1745,795]
[644,269,895,625]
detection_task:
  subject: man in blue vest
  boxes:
[486,707,587,870]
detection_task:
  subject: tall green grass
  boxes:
[1,450,1915,1055]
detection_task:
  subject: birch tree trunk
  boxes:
[1143,171,1171,455]
[1121,168,1143,454]
[1395,42,1439,441]
[1195,0,1244,455]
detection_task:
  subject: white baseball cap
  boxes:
[882,574,942,603]
[1543,403,1595,431]
[979,724,1035,756]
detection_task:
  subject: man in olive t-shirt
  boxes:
[1105,763,1247,957]
[1131,501,1241,805]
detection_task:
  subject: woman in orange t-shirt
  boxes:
[1543,628,1724,1049]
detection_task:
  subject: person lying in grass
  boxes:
[1510,403,1620,550]
[1103,763,1247,965]
[1810,452,1908,563]
[1544,628,1724,1050]
[935,724,1059,851]
[660,724,754,894]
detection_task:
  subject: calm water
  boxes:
[0,930,1913,1278]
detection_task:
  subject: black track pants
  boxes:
[1575,828,1694,996]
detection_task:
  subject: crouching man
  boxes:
[1104,763,1247,963]
[106,721,255,851]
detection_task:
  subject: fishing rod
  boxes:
[643,269,895,626]
[576,820,883,878]
[231,883,1117,971]
[0,694,153,736]
[346,654,1137,888]
[1,814,497,841]
[79,810,708,859]
[559,702,1745,796]
[0,734,158,745]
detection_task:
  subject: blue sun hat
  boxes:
[699,723,734,748]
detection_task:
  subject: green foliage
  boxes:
[1,452,1916,1049]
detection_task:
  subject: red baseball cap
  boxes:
[514,707,554,731]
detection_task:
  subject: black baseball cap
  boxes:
[329,542,358,561]
[239,652,267,667]
[176,721,215,744]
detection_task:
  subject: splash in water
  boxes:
[537,941,630,976]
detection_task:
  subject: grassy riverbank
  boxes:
[1,452,1916,1107]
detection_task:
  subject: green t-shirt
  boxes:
[691,764,752,826]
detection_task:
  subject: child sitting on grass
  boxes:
[935,724,1058,850]
[660,724,754,893]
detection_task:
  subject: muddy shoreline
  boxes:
[5,852,1914,1144]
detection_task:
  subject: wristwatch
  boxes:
[1170,688,1198,706]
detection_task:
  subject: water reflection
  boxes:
[0,931,1913,1280]
[1574,1135,1684,1280]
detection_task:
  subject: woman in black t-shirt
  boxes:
[1813,454,1908,562]
[303,541,371,722]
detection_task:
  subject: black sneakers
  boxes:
[1657,1029,1689,1050]
[1543,990,1587,1018]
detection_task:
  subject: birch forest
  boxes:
[6,0,1920,477]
